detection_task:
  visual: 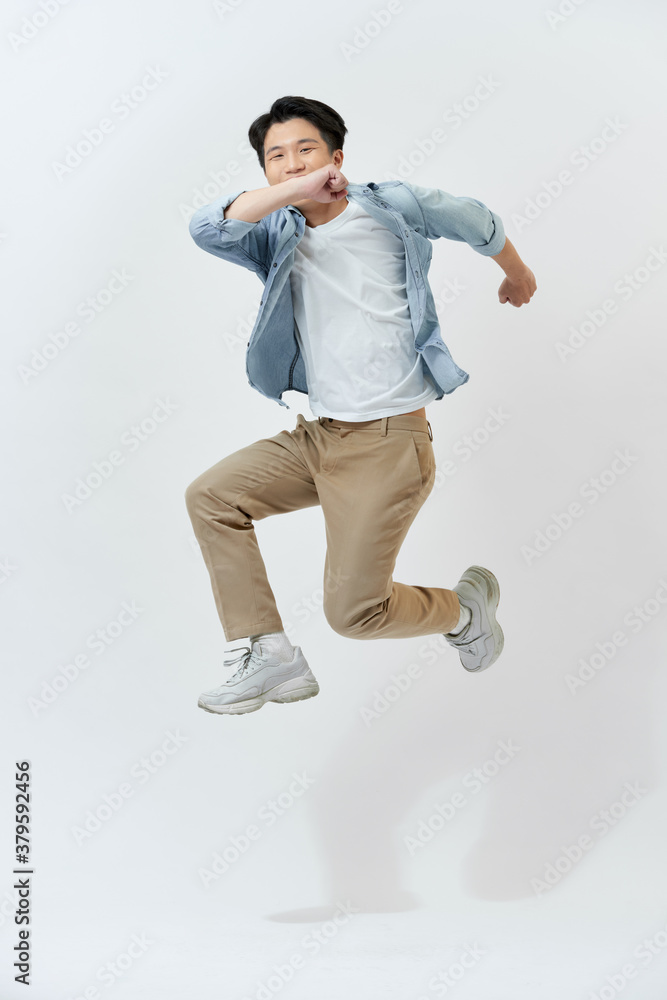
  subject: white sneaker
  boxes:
[443,565,504,672]
[198,641,320,715]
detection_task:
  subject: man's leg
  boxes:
[315,413,462,639]
[184,417,320,642]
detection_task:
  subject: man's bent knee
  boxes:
[184,477,205,516]
[324,601,379,639]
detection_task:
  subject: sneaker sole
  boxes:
[198,677,320,715]
[455,565,504,672]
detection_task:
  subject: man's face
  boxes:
[263,117,343,185]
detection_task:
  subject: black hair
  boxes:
[248,95,348,172]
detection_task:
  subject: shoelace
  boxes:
[223,644,265,681]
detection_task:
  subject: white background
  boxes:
[3,0,667,997]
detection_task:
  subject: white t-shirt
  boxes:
[289,198,438,420]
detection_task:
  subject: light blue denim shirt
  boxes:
[188,180,506,410]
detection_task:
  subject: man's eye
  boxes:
[273,149,313,159]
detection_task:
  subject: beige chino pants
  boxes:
[185,411,461,642]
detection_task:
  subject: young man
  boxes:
[186,95,536,716]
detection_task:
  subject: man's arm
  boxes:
[491,237,537,307]
[222,178,303,223]
[188,178,303,274]
[188,166,347,272]
[402,181,536,307]
[225,164,347,222]
[188,189,270,274]
[403,182,506,256]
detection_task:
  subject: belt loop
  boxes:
[426,420,433,441]
[380,416,388,437]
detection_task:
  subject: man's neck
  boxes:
[297,196,349,229]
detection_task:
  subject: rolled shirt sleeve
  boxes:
[405,182,506,256]
[188,190,269,273]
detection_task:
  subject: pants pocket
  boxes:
[410,432,436,494]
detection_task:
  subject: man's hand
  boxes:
[491,238,536,307]
[498,267,537,307]
[295,163,349,204]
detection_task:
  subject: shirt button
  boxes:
[273,263,277,267]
